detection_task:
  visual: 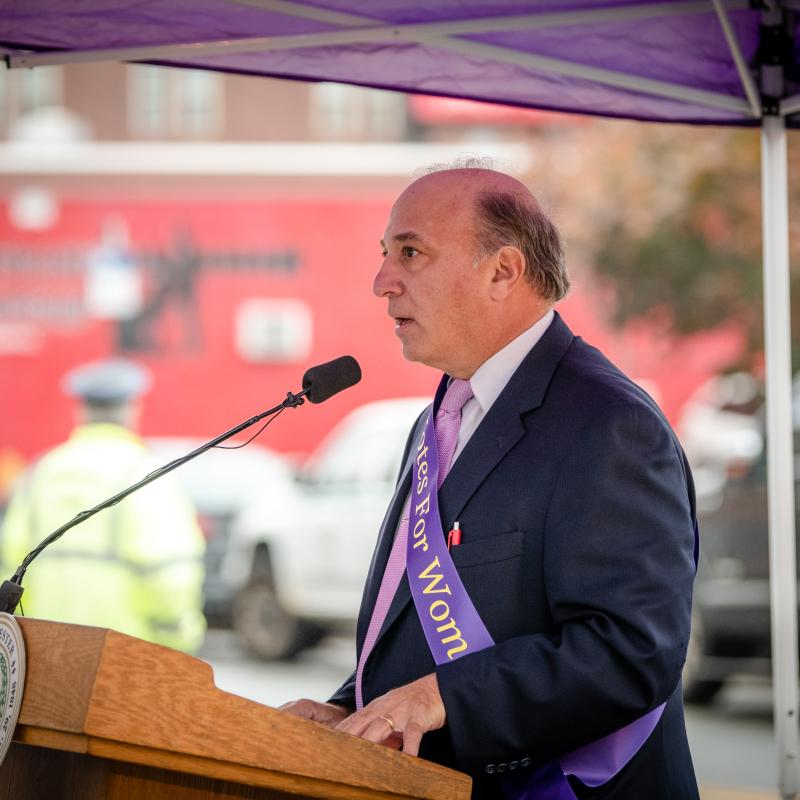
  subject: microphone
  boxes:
[0,355,362,614]
[302,355,361,404]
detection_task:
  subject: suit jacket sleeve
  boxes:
[435,401,696,772]
[328,669,357,709]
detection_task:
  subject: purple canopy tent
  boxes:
[2,1,799,794]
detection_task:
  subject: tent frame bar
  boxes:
[781,93,800,116]
[6,0,748,69]
[420,23,754,116]
[712,0,762,117]
[230,0,734,30]
[6,0,755,118]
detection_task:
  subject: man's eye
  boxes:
[401,246,419,258]
[380,248,388,257]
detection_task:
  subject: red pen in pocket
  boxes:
[447,521,462,550]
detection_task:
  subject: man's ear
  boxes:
[488,246,526,300]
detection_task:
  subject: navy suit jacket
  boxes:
[331,313,700,799]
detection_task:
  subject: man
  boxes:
[1,358,206,653]
[282,166,698,799]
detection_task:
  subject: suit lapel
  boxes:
[365,313,575,653]
[439,313,574,525]
[358,313,574,664]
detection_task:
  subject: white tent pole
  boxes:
[762,111,800,799]
[760,5,799,795]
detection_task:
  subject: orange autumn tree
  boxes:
[579,124,800,372]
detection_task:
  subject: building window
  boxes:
[129,65,169,137]
[18,66,62,114]
[180,69,222,136]
[0,64,63,123]
[366,88,407,139]
[128,65,223,138]
[0,65,70,139]
[311,82,352,138]
[235,298,313,363]
[0,63,7,124]
[310,82,406,140]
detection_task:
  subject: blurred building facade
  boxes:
[0,62,743,472]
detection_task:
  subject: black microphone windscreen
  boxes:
[302,356,362,404]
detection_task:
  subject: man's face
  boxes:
[373,173,493,377]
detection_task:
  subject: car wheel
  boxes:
[682,610,724,704]
[232,578,323,660]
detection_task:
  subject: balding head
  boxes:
[413,165,529,195]
[375,167,566,377]
[408,168,568,302]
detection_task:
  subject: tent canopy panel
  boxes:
[0,0,794,126]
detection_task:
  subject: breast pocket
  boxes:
[448,529,537,638]
[450,529,525,568]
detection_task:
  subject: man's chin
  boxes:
[399,339,429,366]
[396,332,448,371]
[400,342,421,363]
[401,343,449,373]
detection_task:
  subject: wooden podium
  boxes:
[2,618,471,799]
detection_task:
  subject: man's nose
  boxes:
[373,258,401,298]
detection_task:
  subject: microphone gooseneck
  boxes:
[0,355,362,615]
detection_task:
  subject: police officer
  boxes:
[0,359,206,653]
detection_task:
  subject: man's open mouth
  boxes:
[394,317,413,329]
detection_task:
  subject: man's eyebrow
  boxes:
[388,231,428,245]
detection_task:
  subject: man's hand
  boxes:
[335,673,445,756]
[278,698,351,729]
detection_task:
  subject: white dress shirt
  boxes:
[453,308,555,463]
[392,309,555,539]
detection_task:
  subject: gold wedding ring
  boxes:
[379,714,396,732]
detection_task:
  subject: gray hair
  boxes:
[415,154,499,176]
[474,190,569,302]
[419,157,569,302]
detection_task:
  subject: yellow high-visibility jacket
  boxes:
[1,423,206,653]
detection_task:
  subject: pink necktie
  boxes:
[355,379,474,708]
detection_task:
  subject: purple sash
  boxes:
[406,412,494,662]
[406,408,668,799]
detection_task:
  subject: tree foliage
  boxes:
[573,125,800,371]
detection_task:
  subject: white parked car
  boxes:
[146,437,296,623]
[221,397,430,659]
[676,372,763,514]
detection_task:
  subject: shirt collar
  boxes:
[469,308,555,414]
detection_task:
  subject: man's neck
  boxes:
[458,305,553,379]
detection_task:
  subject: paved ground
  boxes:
[702,790,777,800]
[686,677,775,792]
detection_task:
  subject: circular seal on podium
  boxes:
[0,613,25,767]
